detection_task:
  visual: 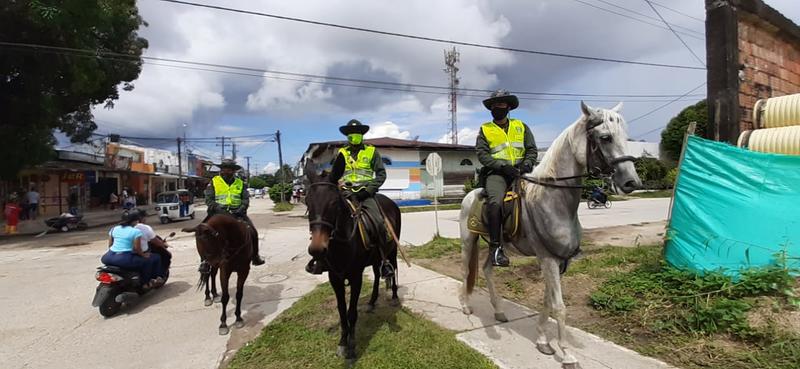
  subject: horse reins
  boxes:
[307,181,362,281]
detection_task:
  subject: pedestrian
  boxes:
[67,190,79,215]
[4,194,22,235]
[109,192,118,210]
[26,187,40,220]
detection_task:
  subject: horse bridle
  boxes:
[306,180,364,281]
[522,115,635,189]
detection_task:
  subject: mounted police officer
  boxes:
[476,90,538,267]
[305,119,394,278]
[204,159,265,266]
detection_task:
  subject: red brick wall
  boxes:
[738,15,800,131]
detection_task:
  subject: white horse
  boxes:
[458,102,642,369]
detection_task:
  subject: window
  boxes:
[460,159,473,166]
[420,158,426,166]
[382,157,392,166]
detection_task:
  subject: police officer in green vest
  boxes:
[476,90,538,267]
[305,119,393,278]
[204,159,265,266]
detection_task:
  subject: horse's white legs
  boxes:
[541,257,578,367]
[459,232,479,315]
[534,277,555,355]
[482,261,508,322]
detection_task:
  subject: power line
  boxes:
[591,0,703,36]
[0,41,706,101]
[570,0,703,40]
[153,0,705,70]
[644,0,705,66]
[629,82,706,139]
[650,1,705,23]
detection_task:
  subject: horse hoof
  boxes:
[204,299,213,307]
[462,306,473,315]
[235,320,245,329]
[213,296,222,303]
[219,326,230,335]
[536,342,556,356]
[495,312,509,322]
[389,298,401,307]
[336,345,347,357]
[365,304,375,313]
[562,362,580,369]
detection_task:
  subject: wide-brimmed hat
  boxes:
[218,159,242,170]
[482,89,519,110]
[339,119,370,135]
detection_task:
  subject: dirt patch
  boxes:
[583,221,666,247]
[747,296,800,333]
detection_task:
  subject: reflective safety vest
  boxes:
[212,176,244,207]
[480,119,526,166]
[338,145,376,189]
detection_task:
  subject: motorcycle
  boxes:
[587,196,612,209]
[91,232,175,317]
[45,213,88,232]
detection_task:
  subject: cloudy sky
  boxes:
[89,0,800,172]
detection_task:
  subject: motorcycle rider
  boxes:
[203,159,265,266]
[101,211,163,289]
[134,208,171,279]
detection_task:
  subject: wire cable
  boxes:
[591,0,703,35]
[644,0,705,66]
[570,0,703,40]
[650,1,705,23]
[152,0,705,70]
[628,82,706,125]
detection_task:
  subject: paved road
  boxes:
[400,197,671,245]
[0,199,323,369]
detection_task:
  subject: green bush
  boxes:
[268,183,292,203]
[634,157,671,183]
[463,177,478,194]
[581,178,606,199]
[664,167,678,188]
[272,202,294,212]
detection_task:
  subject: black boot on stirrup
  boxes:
[380,260,395,279]
[486,203,509,267]
[489,243,510,267]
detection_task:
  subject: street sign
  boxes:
[425,153,442,177]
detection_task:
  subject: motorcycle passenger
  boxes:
[101,212,163,289]
[134,208,171,280]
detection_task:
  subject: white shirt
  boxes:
[135,224,157,252]
[26,191,40,204]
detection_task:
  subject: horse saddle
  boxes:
[345,199,393,249]
[467,190,521,239]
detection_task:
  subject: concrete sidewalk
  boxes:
[396,263,675,369]
[400,198,671,246]
[3,208,157,237]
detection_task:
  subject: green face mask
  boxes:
[347,133,363,145]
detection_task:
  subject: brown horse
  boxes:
[305,165,401,360]
[182,214,253,335]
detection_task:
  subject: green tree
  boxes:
[248,176,267,189]
[0,0,148,179]
[268,183,292,204]
[659,100,708,162]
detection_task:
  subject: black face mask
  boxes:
[491,107,509,121]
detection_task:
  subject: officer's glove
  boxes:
[342,190,354,200]
[501,165,520,178]
[520,162,534,174]
[354,190,370,201]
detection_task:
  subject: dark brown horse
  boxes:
[182,214,253,335]
[305,165,401,360]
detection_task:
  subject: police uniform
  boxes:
[204,159,264,266]
[476,90,538,266]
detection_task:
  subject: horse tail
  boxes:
[466,239,479,295]
[197,268,210,291]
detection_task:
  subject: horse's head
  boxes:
[580,101,642,193]
[303,162,343,258]
[182,223,223,264]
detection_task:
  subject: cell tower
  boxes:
[444,47,460,144]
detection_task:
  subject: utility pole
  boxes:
[244,156,252,187]
[216,136,232,161]
[276,130,285,203]
[177,137,183,187]
[444,47,460,144]
[232,141,237,161]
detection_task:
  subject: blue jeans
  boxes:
[101,251,162,283]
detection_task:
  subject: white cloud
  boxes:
[364,121,412,140]
[438,127,480,145]
[263,162,279,175]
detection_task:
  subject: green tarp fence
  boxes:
[665,136,800,277]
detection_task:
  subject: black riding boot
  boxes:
[380,259,395,279]
[487,203,509,267]
[248,223,265,266]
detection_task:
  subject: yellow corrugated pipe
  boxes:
[753,93,800,129]
[738,126,800,155]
